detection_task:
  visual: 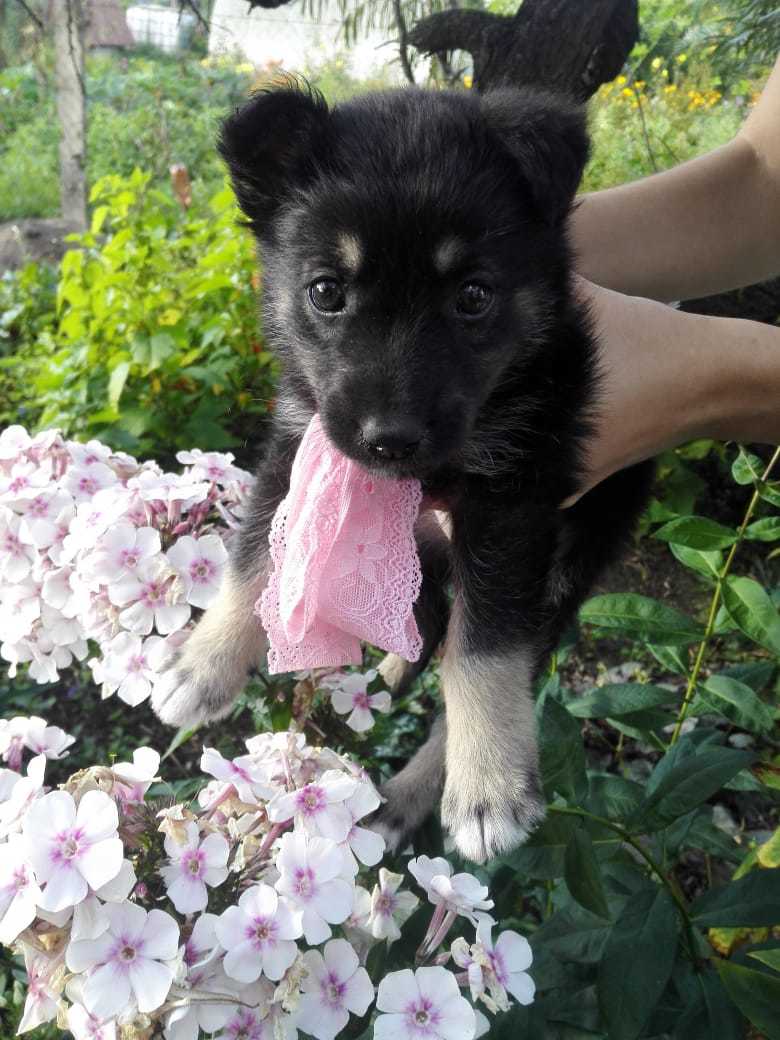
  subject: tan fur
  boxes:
[337,233,363,274]
[433,236,466,275]
[441,627,543,862]
[151,564,269,727]
[377,652,409,691]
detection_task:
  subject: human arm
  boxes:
[562,278,780,505]
[571,57,780,302]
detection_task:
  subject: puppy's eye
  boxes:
[309,278,346,313]
[456,282,493,318]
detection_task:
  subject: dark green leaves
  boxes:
[538,695,587,803]
[690,870,780,926]
[597,887,678,1040]
[654,515,737,550]
[566,683,673,719]
[721,575,780,655]
[716,961,780,1040]
[631,743,754,831]
[690,673,775,734]
[579,594,705,644]
[564,827,611,920]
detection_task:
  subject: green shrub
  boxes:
[10,170,275,466]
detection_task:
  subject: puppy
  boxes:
[152,83,653,863]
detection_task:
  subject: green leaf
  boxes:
[654,515,737,550]
[749,948,780,972]
[579,594,704,645]
[632,746,754,831]
[744,517,780,542]
[566,683,673,719]
[721,575,780,655]
[564,827,611,920]
[690,869,780,926]
[731,447,764,485]
[108,359,130,410]
[691,674,775,734]
[597,887,678,1040]
[161,724,200,762]
[647,643,689,675]
[716,960,780,1039]
[585,775,645,820]
[501,816,621,880]
[672,967,745,1040]
[668,542,723,578]
[537,695,587,803]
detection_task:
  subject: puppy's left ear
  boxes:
[481,88,589,226]
[219,81,330,234]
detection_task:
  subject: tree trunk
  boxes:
[52,0,87,231]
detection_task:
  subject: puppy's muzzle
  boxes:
[361,417,422,461]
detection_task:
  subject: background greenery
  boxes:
[0,1,778,1037]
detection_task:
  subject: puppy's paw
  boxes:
[441,769,545,864]
[151,663,243,729]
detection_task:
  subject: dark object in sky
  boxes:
[409,0,639,101]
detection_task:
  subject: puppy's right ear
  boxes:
[219,84,329,234]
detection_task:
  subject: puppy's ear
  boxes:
[219,83,329,233]
[481,88,589,226]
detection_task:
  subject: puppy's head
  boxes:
[220,82,588,477]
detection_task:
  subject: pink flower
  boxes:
[369,869,419,943]
[0,834,42,943]
[0,508,36,581]
[160,821,230,914]
[166,534,229,609]
[21,715,75,759]
[63,462,119,503]
[297,938,374,1040]
[214,1007,267,1040]
[326,669,391,732]
[274,830,354,944]
[268,769,358,842]
[18,489,73,550]
[23,789,124,912]
[66,902,179,1019]
[469,916,535,1008]
[111,747,161,803]
[176,449,246,487]
[66,1002,116,1040]
[216,882,303,983]
[375,967,476,1040]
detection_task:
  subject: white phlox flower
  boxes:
[84,522,162,585]
[0,833,42,943]
[101,632,172,706]
[342,781,385,869]
[62,462,119,504]
[0,752,46,836]
[175,449,247,487]
[296,937,374,1040]
[369,869,420,943]
[408,856,494,923]
[66,902,180,1019]
[163,914,237,1040]
[23,789,123,912]
[274,830,354,944]
[20,715,75,759]
[268,769,358,842]
[0,508,37,581]
[109,556,190,636]
[16,942,65,1034]
[111,747,161,803]
[166,534,229,609]
[216,882,303,983]
[160,821,230,914]
[375,967,476,1040]
[67,1001,117,1040]
[325,669,391,732]
[201,747,274,804]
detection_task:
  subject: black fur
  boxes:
[218,81,654,853]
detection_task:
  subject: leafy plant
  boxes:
[12,170,275,466]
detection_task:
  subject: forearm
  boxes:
[572,59,780,302]
[566,280,780,502]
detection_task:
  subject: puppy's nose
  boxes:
[361,418,422,461]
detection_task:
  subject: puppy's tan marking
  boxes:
[337,233,363,274]
[433,236,466,276]
[151,564,269,728]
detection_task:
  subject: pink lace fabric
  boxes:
[257,414,423,674]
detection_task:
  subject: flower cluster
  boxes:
[0,426,250,704]
[0,715,534,1039]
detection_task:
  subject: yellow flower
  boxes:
[463,74,473,89]
[621,87,633,98]
[677,53,687,64]
[651,57,663,71]
[616,74,627,86]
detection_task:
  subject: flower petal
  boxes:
[140,909,179,960]
[376,969,417,1013]
[78,838,124,892]
[129,956,174,1013]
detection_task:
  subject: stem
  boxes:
[670,446,780,744]
[548,804,698,957]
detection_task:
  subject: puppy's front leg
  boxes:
[152,434,298,728]
[441,497,554,863]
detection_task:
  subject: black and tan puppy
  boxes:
[152,83,653,863]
